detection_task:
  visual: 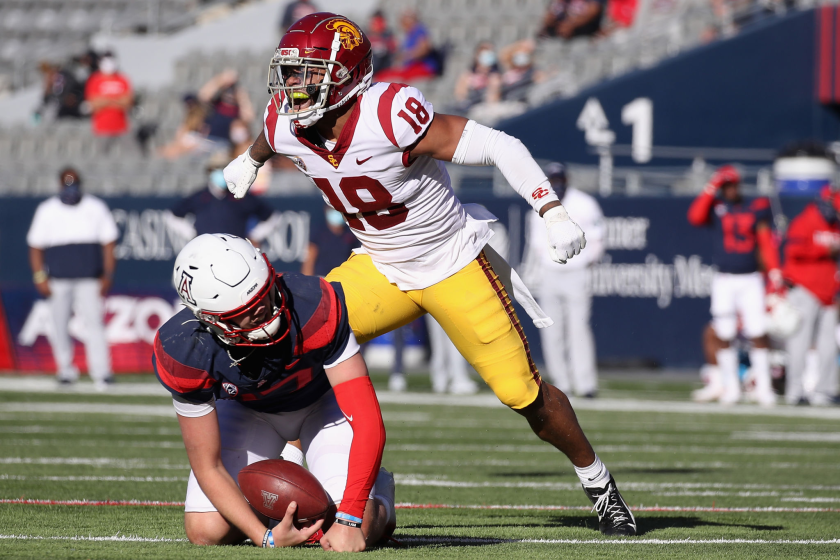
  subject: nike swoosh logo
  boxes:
[356,156,372,165]
[343,413,353,422]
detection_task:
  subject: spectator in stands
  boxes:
[539,0,606,39]
[451,42,502,115]
[499,39,544,102]
[278,0,318,34]
[36,61,85,122]
[368,10,398,75]
[84,52,134,154]
[374,9,440,82]
[520,163,605,398]
[27,168,118,390]
[169,155,275,243]
[782,187,840,406]
[157,93,211,160]
[606,0,638,30]
[198,69,255,152]
[467,40,543,125]
[301,207,359,278]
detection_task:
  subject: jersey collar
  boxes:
[294,94,364,170]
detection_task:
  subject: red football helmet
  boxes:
[268,12,373,127]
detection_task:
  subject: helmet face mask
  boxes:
[173,234,291,348]
[267,13,373,128]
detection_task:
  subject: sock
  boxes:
[281,442,304,467]
[575,455,611,488]
[749,348,771,394]
[716,347,739,392]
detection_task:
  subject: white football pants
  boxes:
[784,286,839,404]
[48,278,111,382]
[710,272,767,340]
[184,391,370,512]
[535,268,598,396]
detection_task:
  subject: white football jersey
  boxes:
[263,82,493,290]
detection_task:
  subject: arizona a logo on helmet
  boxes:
[178,271,196,306]
[326,19,362,50]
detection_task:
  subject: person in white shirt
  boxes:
[522,163,605,397]
[27,168,119,389]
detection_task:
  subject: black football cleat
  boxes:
[582,476,637,536]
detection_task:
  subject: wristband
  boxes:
[33,270,48,284]
[336,511,363,524]
[262,528,275,548]
[334,517,362,529]
[246,146,264,169]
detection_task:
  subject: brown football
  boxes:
[238,459,333,523]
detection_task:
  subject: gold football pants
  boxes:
[326,251,541,409]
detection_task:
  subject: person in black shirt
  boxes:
[170,159,274,241]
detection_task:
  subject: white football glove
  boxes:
[223,148,263,199]
[543,205,586,264]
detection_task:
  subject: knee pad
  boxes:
[712,315,737,342]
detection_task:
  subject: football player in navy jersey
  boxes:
[688,165,782,406]
[153,234,394,551]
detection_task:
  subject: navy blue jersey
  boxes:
[705,198,772,274]
[153,273,352,413]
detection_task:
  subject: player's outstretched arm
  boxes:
[323,352,386,552]
[411,113,585,263]
[177,411,323,547]
[223,131,275,199]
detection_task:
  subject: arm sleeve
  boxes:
[378,84,435,150]
[450,120,560,214]
[756,226,780,271]
[687,191,715,226]
[26,203,49,249]
[332,376,385,519]
[172,395,216,418]
[97,200,119,244]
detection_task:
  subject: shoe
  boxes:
[691,383,724,403]
[718,386,742,405]
[807,393,840,407]
[56,377,75,388]
[449,378,478,395]
[752,390,777,408]
[581,391,598,399]
[373,467,396,542]
[582,475,636,536]
[388,373,407,392]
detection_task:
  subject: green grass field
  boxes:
[1,372,839,559]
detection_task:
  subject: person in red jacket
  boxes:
[84,52,134,154]
[687,165,782,406]
[782,188,840,406]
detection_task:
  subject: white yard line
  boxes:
[0,534,187,542]
[0,457,189,469]
[0,402,175,417]
[398,536,840,545]
[390,443,840,456]
[732,431,840,442]
[0,475,186,482]
[0,378,169,396]
[1,533,838,545]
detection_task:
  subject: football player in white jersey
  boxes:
[224,12,635,536]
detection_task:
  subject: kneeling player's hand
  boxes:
[543,205,586,264]
[223,148,262,199]
[320,522,366,552]
[272,502,324,547]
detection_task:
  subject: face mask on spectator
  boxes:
[478,50,496,68]
[99,57,117,75]
[325,208,345,227]
[230,127,250,144]
[60,182,82,206]
[512,51,531,67]
[209,170,228,193]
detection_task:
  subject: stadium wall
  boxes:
[0,195,811,372]
[501,8,837,166]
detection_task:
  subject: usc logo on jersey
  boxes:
[328,154,340,168]
[326,19,362,50]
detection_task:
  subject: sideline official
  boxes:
[27,168,118,388]
[521,163,605,397]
